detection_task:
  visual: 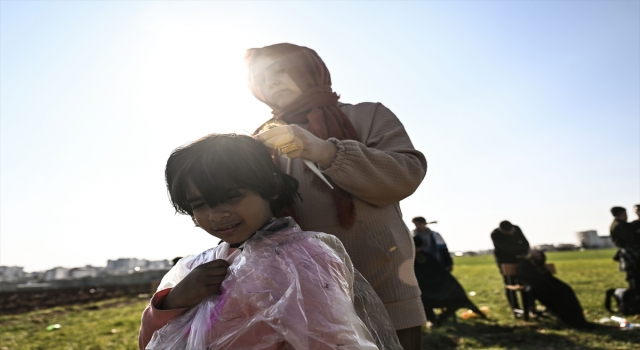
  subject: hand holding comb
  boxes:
[255,118,334,190]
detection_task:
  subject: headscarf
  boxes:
[245,43,358,229]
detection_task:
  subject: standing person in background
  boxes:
[412,216,453,272]
[413,236,485,327]
[610,207,640,250]
[491,220,532,316]
[491,221,530,265]
[630,204,640,233]
[610,206,640,289]
[245,43,427,349]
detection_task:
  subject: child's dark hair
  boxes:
[165,133,300,216]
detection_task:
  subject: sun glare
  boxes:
[126,11,271,139]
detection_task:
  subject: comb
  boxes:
[255,118,334,190]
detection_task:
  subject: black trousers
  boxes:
[501,274,535,312]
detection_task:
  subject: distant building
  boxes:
[24,271,45,282]
[146,260,171,270]
[533,244,556,252]
[107,258,144,274]
[600,236,613,248]
[106,258,171,274]
[555,243,579,251]
[44,267,70,281]
[0,266,25,282]
[4,258,173,284]
[69,265,103,279]
[452,249,493,257]
[477,249,494,256]
[577,230,613,249]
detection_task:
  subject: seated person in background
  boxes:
[610,206,640,290]
[413,236,485,327]
[517,250,597,329]
[412,216,453,271]
[491,220,533,315]
[138,134,397,350]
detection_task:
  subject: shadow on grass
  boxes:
[422,319,640,350]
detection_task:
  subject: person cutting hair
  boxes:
[245,43,428,349]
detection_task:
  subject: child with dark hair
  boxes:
[138,134,399,350]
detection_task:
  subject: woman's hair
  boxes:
[165,133,299,216]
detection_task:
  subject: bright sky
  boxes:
[1,1,639,272]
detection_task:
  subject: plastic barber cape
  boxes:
[146,217,401,349]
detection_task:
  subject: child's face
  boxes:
[188,186,273,244]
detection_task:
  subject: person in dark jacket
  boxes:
[610,207,640,249]
[517,251,597,329]
[610,206,640,289]
[491,220,533,315]
[412,216,453,271]
[413,236,485,326]
[491,221,530,264]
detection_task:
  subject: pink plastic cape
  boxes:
[146,218,401,349]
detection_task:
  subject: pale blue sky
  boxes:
[1,1,638,271]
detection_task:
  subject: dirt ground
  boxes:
[0,283,157,315]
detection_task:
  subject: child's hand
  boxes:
[159,259,230,310]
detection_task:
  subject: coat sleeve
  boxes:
[321,103,427,208]
[138,288,190,350]
[433,232,453,268]
[439,246,453,269]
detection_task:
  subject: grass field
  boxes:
[1,249,639,349]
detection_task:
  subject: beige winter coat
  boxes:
[281,102,427,330]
